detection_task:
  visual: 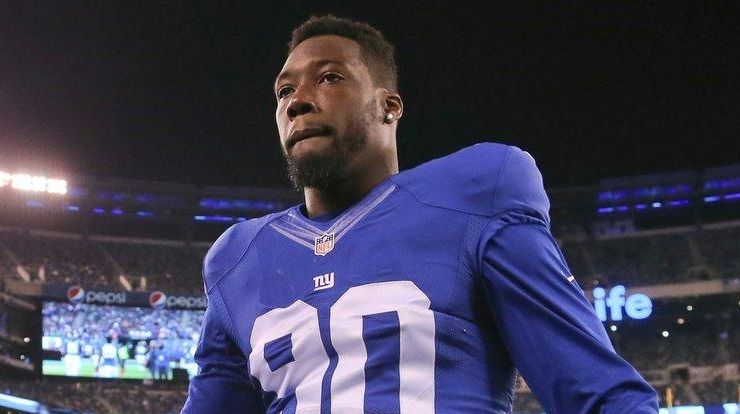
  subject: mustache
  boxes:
[286,125,334,149]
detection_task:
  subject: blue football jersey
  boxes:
[181,143,658,414]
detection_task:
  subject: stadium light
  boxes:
[661,330,669,338]
[0,170,67,195]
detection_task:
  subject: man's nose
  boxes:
[286,87,316,121]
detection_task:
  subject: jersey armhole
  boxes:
[209,285,253,371]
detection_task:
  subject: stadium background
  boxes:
[1,2,739,414]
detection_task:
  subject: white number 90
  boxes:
[249,281,436,413]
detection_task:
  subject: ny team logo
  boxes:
[314,232,335,256]
[313,272,335,291]
[67,286,85,304]
[149,291,167,309]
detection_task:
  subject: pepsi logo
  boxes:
[67,286,85,304]
[149,291,167,309]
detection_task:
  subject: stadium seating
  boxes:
[2,224,739,294]
[103,241,206,294]
[559,224,740,286]
[0,376,187,414]
[613,324,739,371]
[0,231,114,288]
[0,230,206,294]
[694,227,740,280]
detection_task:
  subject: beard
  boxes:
[283,104,374,192]
[284,130,366,192]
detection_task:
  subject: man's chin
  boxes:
[285,149,346,191]
[287,140,338,168]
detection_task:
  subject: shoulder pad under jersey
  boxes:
[391,143,550,222]
[202,213,277,292]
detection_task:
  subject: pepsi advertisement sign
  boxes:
[66,286,85,304]
[149,291,167,309]
[149,290,207,310]
[53,285,206,310]
[66,286,126,305]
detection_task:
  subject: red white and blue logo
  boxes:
[314,232,335,256]
[149,291,167,309]
[67,286,85,304]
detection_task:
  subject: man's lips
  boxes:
[287,126,332,148]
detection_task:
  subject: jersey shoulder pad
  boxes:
[392,142,550,221]
[203,212,280,292]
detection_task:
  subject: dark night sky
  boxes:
[1,1,738,190]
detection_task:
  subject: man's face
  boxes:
[274,35,380,190]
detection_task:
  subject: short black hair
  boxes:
[288,15,398,91]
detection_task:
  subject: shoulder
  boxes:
[391,142,549,221]
[202,212,283,293]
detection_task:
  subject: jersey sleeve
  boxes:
[181,286,265,414]
[478,212,658,413]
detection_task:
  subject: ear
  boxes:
[382,90,404,121]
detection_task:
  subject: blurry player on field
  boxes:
[149,341,172,380]
[97,336,120,378]
[117,341,129,376]
[134,339,149,366]
[182,15,658,414]
[62,333,82,376]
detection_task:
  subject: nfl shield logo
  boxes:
[314,232,335,256]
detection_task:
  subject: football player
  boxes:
[182,15,658,414]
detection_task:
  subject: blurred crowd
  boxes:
[614,322,739,371]
[104,241,206,293]
[42,302,203,380]
[0,231,113,288]
[2,225,739,295]
[560,224,740,287]
[0,230,206,293]
[0,376,187,414]
[43,302,203,346]
[2,224,740,294]
[514,380,740,414]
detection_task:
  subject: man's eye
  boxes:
[319,73,343,83]
[277,86,294,99]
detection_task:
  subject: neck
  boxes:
[303,158,397,218]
